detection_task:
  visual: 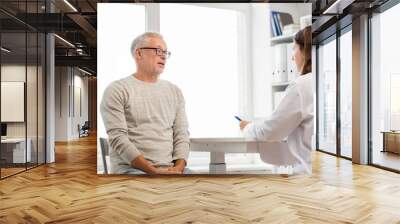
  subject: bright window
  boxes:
[97,4,145,138]
[340,29,352,158]
[318,37,337,154]
[390,74,400,130]
[160,4,266,170]
[160,4,239,138]
[371,3,400,171]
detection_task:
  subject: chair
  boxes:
[99,138,110,174]
[79,121,90,138]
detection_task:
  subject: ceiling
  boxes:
[0,0,99,74]
[0,0,394,75]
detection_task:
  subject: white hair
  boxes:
[131,32,164,59]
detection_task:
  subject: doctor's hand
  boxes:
[240,120,251,131]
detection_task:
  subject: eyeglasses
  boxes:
[139,47,171,58]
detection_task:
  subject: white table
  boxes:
[1,138,31,163]
[190,137,293,174]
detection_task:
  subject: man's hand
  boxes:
[131,155,158,174]
[169,159,186,173]
[131,155,185,174]
[131,156,187,174]
[166,166,183,173]
[156,167,182,174]
[240,120,251,130]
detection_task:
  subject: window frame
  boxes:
[368,0,400,173]
[315,22,353,161]
[0,1,47,179]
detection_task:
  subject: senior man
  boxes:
[100,32,190,174]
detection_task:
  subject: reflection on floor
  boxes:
[340,147,352,159]
[0,162,43,178]
[0,167,25,178]
[373,150,400,171]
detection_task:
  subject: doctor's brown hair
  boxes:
[294,26,312,75]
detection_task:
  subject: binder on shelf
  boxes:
[272,44,288,83]
[270,11,294,37]
[274,11,282,36]
[271,12,279,37]
[277,12,293,34]
[275,12,283,35]
[270,11,280,36]
[286,42,297,81]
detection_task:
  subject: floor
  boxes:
[1,134,400,223]
[318,146,400,171]
[372,150,400,171]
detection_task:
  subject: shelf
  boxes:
[271,82,290,87]
[270,34,294,46]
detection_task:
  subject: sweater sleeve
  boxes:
[243,84,304,141]
[171,87,190,162]
[100,82,141,164]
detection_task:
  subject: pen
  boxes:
[234,116,242,121]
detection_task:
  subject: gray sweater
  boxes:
[100,75,190,173]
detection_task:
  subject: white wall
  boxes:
[187,3,250,12]
[251,4,272,118]
[72,73,89,138]
[55,67,69,141]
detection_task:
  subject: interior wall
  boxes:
[55,66,89,141]
[55,66,69,141]
[251,4,272,118]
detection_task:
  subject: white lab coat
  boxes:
[243,73,314,174]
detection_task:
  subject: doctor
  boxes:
[240,26,314,174]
